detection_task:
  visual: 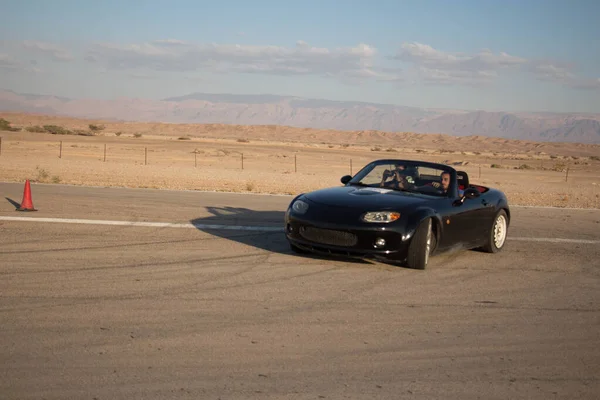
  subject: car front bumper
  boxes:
[284,214,411,262]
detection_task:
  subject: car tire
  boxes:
[482,209,508,253]
[406,217,433,270]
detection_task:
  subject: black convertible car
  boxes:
[284,159,510,269]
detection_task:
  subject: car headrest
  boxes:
[457,170,469,187]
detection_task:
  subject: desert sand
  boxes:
[1,112,599,208]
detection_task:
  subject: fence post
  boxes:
[194,151,197,167]
[294,154,297,173]
[103,144,106,162]
[565,167,569,182]
[0,137,2,156]
[59,141,62,158]
[479,166,481,179]
[241,153,244,170]
[145,147,147,165]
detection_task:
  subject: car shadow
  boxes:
[189,206,373,265]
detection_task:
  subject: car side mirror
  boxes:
[463,188,480,199]
[454,187,480,206]
[341,175,352,184]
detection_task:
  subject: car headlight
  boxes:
[362,211,401,223]
[291,199,309,214]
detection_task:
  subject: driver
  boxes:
[431,171,463,196]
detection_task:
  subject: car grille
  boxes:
[299,226,358,247]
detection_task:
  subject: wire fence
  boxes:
[0,136,597,183]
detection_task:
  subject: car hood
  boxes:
[303,185,431,210]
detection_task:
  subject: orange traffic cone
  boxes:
[17,180,37,211]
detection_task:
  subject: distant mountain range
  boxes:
[1,89,600,144]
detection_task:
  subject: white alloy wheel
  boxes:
[493,214,507,249]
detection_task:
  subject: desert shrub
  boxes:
[552,162,567,172]
[88,124,105,132]
[74,129,94,136]
[133,133,142,138]
[115,131,122,136]
[517,164,533,169]
[43,125,71,135]
[237,138,249,143]
[26,125,46,133]
[590,156,600,161]
[371,146,382,152]
[0,118,20,131]
[0,118,10,130]
[491,164,502,168]
[35,166,49,181]
[178,137,191,140]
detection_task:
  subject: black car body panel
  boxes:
[284,159,510,266]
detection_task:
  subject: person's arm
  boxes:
[380,170,390,187]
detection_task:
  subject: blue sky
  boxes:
[1,0,599,113]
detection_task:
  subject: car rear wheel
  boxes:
[406,217,433,270]
[482,209,508,253]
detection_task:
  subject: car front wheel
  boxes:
[406,217,433,270]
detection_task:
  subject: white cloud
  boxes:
[397,42,527,68]
[531,62,576,83]
[20,40,73,61]
[0,53,42,73]
[391,42,600,91]
[418,67,498,86]
[0,53,21,70]
[394,42,527,85]
[3,38,597,92]
[528,60,600,90]
[569,77,600,90]
[84,39,396,82]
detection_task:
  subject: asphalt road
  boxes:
[1,182,599,400]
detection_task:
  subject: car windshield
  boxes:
[348,161,454,197]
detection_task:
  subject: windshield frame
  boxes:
[348,159,459,198]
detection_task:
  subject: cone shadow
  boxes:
[5,197,21,209]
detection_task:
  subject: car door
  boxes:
[437,195,490,249]
[472,192,499,245]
